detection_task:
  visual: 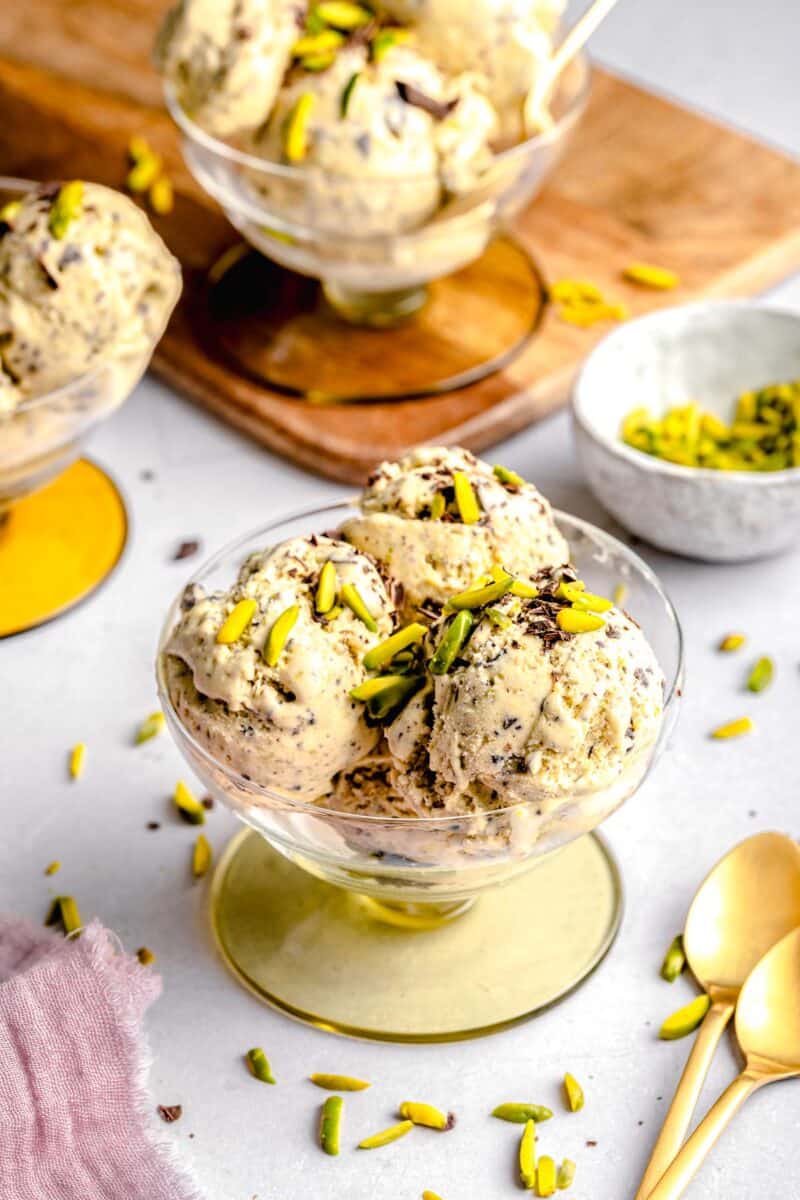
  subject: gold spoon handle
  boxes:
[634,999,734,1200]
[645,1071,762,1200]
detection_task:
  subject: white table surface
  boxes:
[4,2,800,1196]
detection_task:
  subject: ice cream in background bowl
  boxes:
[157,449,683,1040]
[0,177,181,636]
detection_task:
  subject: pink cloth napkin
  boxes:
[0,915,205,1200]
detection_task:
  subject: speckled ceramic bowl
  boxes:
[572,301,800,561]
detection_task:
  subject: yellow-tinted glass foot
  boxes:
[211,829,623,1043]
[0,459,127,638]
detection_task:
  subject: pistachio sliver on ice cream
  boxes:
[340,447,569,617]
[163,535,399,799]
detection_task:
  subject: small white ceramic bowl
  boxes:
[572,301,800,561]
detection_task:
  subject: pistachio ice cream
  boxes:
[163,535,399,800]
[341,447,569,617]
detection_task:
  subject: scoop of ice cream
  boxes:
[0,183,181,406]
[340,446,569,617]
[386,572,665,816]
[377,0,563,140]
[163,535,399,801]
[247,41,498,237]
[156,0,301,138]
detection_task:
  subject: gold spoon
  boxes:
[646,924,800,1199]
[635,831,800,1200]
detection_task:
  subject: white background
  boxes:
[3,1,800,1196]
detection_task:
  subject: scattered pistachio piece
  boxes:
[453,471,481,524]
[486,607,512,630]
[265,604,300,667]
[623,262,680,290]
[358,1119,414,1150]
[519,1118,537,1189]
[429,491,446,520]
[747,656,774,694]
[340,71,361,117]
[430,610,473,675]
[284,92,316,163]
[509,579,539,599]
[398,1101,450,1131]
[216,598,257,645]
[44,861,61,876]
[613,582,628,606]
[364,623,426,671]
[173,780,206,825]
[310,1073,370,1091]
[149,176,174,215]
[48,181,84,239]
[537,1155,557,1197]
[46,895,82,936]
[320,1095,343,1155]
[448,572,513,611]
[316,1,372,28]
[366,675,424,721]
[0,199,21,224]
[659,993,711,1040]
[128,134,152,162]
[341,583,377,631]
[316,560,338,614]
[719,633,746,652]
[135,711,165,745]
[710,717,753,740]
[301,51,337,70]
[563,1072,584,1112]
[292,29,345,57]
[557,1158,576,1190]
[551,278,628,328]
[660,934,686,983]
[492,1103,553,1124]
[127,154,162,193]
[69,742,86,780]
[350,673,410,702]
[192,834,213,879]
[246,1047,276,1085]
[570,589,613,613]
[556,609,605,634]
[422,1193,444,1200]
[493,463,525,488]
[371,27,411,62]
[137,946,156,966]
[323,604,343,622]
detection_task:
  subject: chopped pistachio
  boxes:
[351,673,410,702]
[173,780,206,825]
[192,834,213,879]
[340,583,377,631]
[135,711,165,745]
[486,607,512,630]
[300,52,336,70]
[46,895,82,936]
[430,611,473,675]
[660,934,686,983]
[556,609,605,634]
[128,134,152,162]
[69,742,86,780]
[659,993,711,1040]
[44,861,61,876]
[320,1095,343,1155]
[246,1047,276,1084]
[127,154,162,193]
[623,262,680,290]
[0,199,21,224]
[557,1159,576,1190]
[48,181,84,239]
[316,1,372,28]
[310,1073,370,1091]
[613,582,628,606]
[149,176,174,215]
[316,560,338,614]
[216,598,257,644]
[710,717,753,740]
[563,1072,584,1112]
[422,1193,444,1200]
[493,463,525,488]
[509,580,539,599]
[398,1101,450,1130]
[453,471,481,524]
[746,656,773,693]
[492,1103,553,1124]
[429,491,446,520]
[371,26,411,62]
[364,623,426,670]
[719,633,746,652]
[519,1118,537,1189]
[284,92,316,163]
[137,946,156,966]
[570,589,613,613]
[358,1120,414,1150]
[536,1156,557,1197]
[291,30,344,58]
[323,604,343,622]
[448,572,513,611]
[340,71,361,117]
[265,604,300,667]
[366,675,424,721]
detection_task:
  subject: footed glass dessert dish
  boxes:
[165,55,589,402]
[157,500,683,1041]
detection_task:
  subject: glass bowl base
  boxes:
[210,828,623,1043]
[0,459,127,638]
[202,236,547,402]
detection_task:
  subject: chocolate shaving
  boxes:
[201,795,214,810]
[395,80,459,121]
[158,1105,183,1123]
[146,821,161,831]
[173,539,200,561]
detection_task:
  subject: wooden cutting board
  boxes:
[2,2,800,482]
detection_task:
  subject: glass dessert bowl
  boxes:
[0,177,182,637]
[164,54,590,400]
[157,499,683,1041]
